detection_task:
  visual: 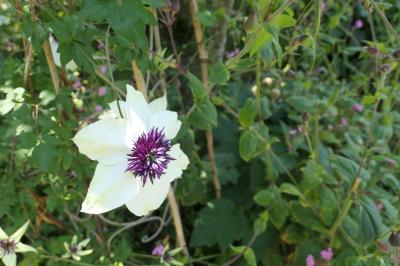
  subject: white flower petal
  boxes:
[10,221,29,242]
[77,249,93,256]
[49,35,61,67]
[149,95,167,114]
[125,177,171,216]
[108,100,127,118]
[81,163,141,214]
[150,111,181,139]
[165,144,189,182]
[73,118,129,165]
[15,242,37,253]
[126,85,151,128]
[0,227,8,239]
[2,253,16,266]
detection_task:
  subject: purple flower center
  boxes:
[126,127,174,186]
[0,239,16,255]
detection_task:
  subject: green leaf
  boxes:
[333,156,371,184]
[279,183,302,197]
[209,61,230,85]
[253,211,269,235]
[319,187,338,226]
[188,100,217,129]
[196,11,217,27]
[188,73,207,100]
[362,95,376,105]
[239,99,257,127]
[244,248,257,266]
[290,202,326,232]
[249,27,272,56]
[190,199,250,251]
[287,96,314,112]
[270,195,289,229]
[254,190,273,207]
[270,14,296,29]
[31,143,57,172]
[239,130,258,161]
[358,206,377,246]
[142,0,165,7]
[80,0,154,48]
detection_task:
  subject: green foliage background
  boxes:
[1,0,400,265]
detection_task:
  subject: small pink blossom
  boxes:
[97,86,107,97]
[72,79,82,90]
[339,117,348,127]
[352,103,364,112]
[354,19,364,29]
[97,42,105,50]
[385,158,396,168]
[375,200,384,210]
[306,255,315,266]
[152,245,164,256]
[320,247,334,261]
[99,65,107,75]
[95,105,103,112]
[226,48,240,59]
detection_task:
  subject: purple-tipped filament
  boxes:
[126,127,174,186]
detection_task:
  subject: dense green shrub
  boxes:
[1,0,400,265]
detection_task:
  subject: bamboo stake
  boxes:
[131,61,147,99]
[189,0,222,198]
[43,40,60,94]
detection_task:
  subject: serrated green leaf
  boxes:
[239,130,258,161]
[190,199,250,251]
[254,190,273,207]
[239,99,257,127]
[209,61,230,85]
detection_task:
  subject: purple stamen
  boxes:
[0,239,16,255]
[126,127,174,186]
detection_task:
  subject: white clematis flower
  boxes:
[62,236,93,261]
[0,221,37,266]
[73,85,189,216]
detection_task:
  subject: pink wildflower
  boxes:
[97,86,107,97]
[306,255,315,266]
[152,245,164,256]
[320,247,334,261]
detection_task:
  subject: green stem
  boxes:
[370,0,400,41]
[256,53,262,119]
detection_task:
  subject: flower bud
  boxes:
[245,12,258,33]
[393,49,400,59]
[302,112,310,123]
[366,47,378,56]
[285,69,296,80]
[291,34,308,46]
[270,88,281,100]
[380,64,391,73]
[262,77,273,86]
[389,232,400,247]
